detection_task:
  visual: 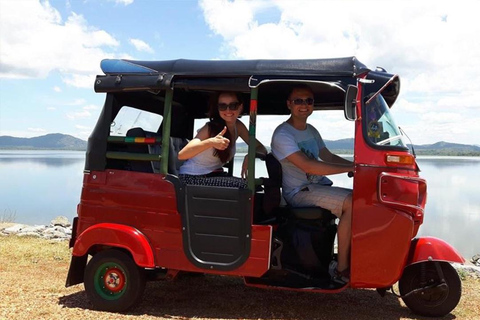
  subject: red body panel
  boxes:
[74,169,272,277]
[406,236,465,265]
[351,166,415,288]
[155,225,272,277]
[73,223,155,267]
[349,86,429,288]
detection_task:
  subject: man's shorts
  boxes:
[288,184,351,218]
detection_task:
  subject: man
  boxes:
[271,84,353,284]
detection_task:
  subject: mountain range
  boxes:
[0,134,479,156]
[0,133,87,150]
[254,138,480,156]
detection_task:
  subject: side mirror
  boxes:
[344,85,358,121]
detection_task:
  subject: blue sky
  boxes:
[1,0,479,146]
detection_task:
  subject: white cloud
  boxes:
[66,110,91,120]
[199,0,480,145]
[74,124,94,140]
[83,104,99,110]
[66,99,87,106]
[201,0,266,39]
[114,0,134,5]
[75,124,91,130]
[420,112,463,124]
[129,38,154,53]
[53,86,61,92]
[62,74,96,89]
[28,127,47,133]
[66,103,99,120]
[76,131,92,141]
[66,102,100,122]
[0,0,120,87]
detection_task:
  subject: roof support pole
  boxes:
[161,88,173,174]
[247,87,258,191]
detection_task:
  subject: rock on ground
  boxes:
[0,216,72,240]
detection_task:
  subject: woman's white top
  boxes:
[178,124,237,175]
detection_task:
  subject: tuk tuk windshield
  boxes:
[364,94,407,148]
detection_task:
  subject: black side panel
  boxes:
[182,186,252,270]
[85,93,115,171]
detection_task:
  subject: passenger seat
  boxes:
[168,137,189,175]
[263,153,336,222]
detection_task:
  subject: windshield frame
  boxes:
[361,92,408,151]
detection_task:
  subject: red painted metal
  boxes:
[250,99,257,113]
[155,224,272,277]
[73,169,272,277]
[406,236,465,265]
[349,77,429,288]
[72,223,155,267]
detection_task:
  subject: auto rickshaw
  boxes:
[66,57,465,317]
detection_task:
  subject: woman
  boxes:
[178,91,267,188]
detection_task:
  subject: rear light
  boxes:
[385,154,415,165]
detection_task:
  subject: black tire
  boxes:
[399,261,461,317]
[84,249,146,312]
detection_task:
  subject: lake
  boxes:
[1,150,479,260]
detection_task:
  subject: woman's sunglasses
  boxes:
[218,102,241,111]
[289,98,314,106]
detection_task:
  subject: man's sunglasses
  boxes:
[289,98,314,106]
[218,102,241,111]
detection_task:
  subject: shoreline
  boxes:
[1,218,479,278]
[0,216,72,241]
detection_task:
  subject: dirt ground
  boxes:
[0,235,479,320]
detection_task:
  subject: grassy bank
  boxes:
[1,235,479,320]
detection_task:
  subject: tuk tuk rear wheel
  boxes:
[399,261,461,317]
[84,249,146,312]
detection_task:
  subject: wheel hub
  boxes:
[103,267,126,293]
[417,281,448,304]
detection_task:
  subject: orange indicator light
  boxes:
[385,154,415,165]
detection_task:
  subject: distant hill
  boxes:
[0,133,87,150]
[327,139,480,156]
[409,141,480,156]
[1,134,479,156]
[239,138,480,156]
[325,138,354,153]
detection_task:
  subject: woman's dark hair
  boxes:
[207,91,243,163]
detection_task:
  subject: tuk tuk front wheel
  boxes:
[84,249,146,312]
[399,261,461,317]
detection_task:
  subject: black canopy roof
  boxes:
[101,56,369,78]
[94,56,400,114]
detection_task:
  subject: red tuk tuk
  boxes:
[66,57,465,317]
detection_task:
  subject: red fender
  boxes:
[72,223,155,268]
[406,236,465,265]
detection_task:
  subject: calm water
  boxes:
[1,150,479,259]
